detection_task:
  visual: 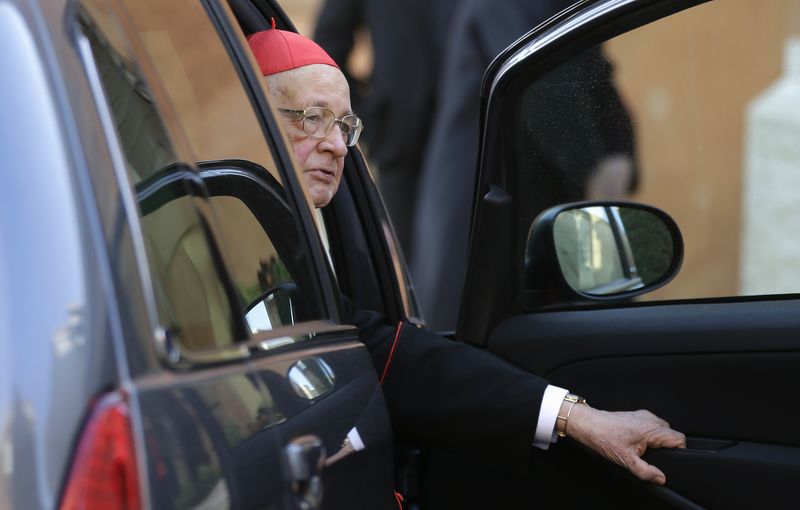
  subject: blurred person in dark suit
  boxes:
[314,0,460,254]
[411,0,638,332]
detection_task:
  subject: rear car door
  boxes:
[73,0,395,507]
[452,0,800,508]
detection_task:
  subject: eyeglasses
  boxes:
[279,106,363,147]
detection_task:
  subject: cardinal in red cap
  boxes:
[247,27,362,207]
[245,27,688,499]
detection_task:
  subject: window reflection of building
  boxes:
[196,376,284,448]
[555,208,624,292]
[139,392,228,508]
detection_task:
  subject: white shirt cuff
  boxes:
[347,427,365,451]
[533,385,569,450]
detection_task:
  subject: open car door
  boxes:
[450,0,800,508]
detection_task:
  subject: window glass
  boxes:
[212,196,290,307]
[516,0,800,301]
[118,0,325,332]
[80,0,325,350]
[198,163,322,332]
[120,0,282,184]
[79,4,176,182]
[81,4,239,350]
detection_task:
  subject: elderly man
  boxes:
[247,27,684,490]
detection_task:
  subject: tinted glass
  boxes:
[81,0,325,350]
[119,0,324,333]
[81,5,240,350]
[515,0,800,301]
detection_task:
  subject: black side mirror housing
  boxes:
[524,201,683,310]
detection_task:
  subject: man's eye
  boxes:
[305,114,322,123]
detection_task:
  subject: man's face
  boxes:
[271,65,351,208]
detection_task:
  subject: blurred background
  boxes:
[284,0,800,327]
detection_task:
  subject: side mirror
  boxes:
[524,202,683,309]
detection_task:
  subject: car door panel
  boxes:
[189,165,397,508]
[136,340,389,509]
[75,1,398,506]
[453,0,800,508]
[256,340,396,507]
[643,441,800,509]
[489,301,800,447]
[138,372,284,509]
[490,300,800,372]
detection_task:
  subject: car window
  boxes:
[115,0,332,333]
[80,6,242,351]
[514,0,800,302]
[79,0,327,352]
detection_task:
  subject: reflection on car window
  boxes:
[211,196,291,305]
[198,161,322,331]
[81,6,240,350]
[80,0,326,349]
[121,0,283,186]
[79,6,176,183]
[119,0,327,335]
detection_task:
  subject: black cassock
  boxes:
[343,298,549,469]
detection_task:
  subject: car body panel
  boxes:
[1,0,400,508]
[0,2,125,507]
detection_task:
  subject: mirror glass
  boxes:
[553,206,674,295]
[244,284,296,334]
[288,358,336,400]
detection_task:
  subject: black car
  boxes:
[1,0,798,509]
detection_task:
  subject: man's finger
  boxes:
[665,430,686,449]
[628,455,667,485]
[648,429,686,449]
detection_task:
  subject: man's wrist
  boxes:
[555,393,588,438]
[533,385,569,449]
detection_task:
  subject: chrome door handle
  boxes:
[284,435,326,510]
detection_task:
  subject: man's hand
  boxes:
[566,404,686,485]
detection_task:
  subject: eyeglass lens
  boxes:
[302,107,362,147]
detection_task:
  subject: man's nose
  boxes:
[320,123,348,156]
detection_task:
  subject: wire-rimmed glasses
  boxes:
[279,106,363,147]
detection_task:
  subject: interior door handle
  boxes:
[284,435,326,510]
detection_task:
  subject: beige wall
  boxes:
[608,0,800,299]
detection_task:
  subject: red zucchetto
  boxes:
[247,28,339,76]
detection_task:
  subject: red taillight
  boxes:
[60,392,141,510]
